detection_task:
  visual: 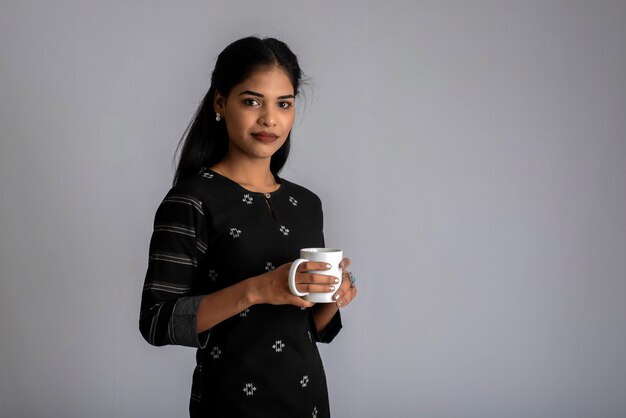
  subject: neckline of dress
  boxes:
[207,168,285,197]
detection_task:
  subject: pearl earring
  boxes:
[215,112,222,122]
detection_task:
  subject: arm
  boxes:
[311,257,357,340]
[139,193,314,347]
[312,303,340,333]
[194,263,314,333]
[140,192,345,346]
[139,193,210,347]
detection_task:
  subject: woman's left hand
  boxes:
[333,258,357,308]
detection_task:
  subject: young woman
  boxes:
[139,36,357,417]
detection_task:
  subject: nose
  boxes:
[258,107,277,127]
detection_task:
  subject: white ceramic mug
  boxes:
[288,248,343,303]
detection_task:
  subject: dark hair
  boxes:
[173,37,303,185]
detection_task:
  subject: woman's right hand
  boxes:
[247,262,340,308]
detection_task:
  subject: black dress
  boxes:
[140,168,342,417]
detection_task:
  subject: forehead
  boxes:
[232,66,294,96]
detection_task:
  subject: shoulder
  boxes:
[168,173,208,197]
[156,171,222,217]
[280,178,323,208]
[165,169,227,202]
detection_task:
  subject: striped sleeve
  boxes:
[139,193,210,348]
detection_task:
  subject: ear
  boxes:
[214,90,226,115]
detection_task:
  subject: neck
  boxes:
[212,155,278,192]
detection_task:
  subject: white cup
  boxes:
[288,248,343,303]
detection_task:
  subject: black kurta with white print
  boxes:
[140,168,342,417]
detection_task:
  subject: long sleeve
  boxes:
[141,173,340,414]
[310,310,343,343]
[139,193,210,348]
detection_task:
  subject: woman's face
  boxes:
[215,66,296,163]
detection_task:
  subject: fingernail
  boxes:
[326,263,331,269]
[329,286,335,291]
[337,300,344,307]
[333,293,341,301]
[334,278,340,284]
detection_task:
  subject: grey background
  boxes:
[1,1,625,417]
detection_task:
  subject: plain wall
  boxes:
[1,1,625,417]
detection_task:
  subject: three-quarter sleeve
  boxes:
[139,193,210,348]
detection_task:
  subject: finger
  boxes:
[333,275,351,294]
[297,261,332,273]
[291,273,334,295]
[336,292,352,307]
[298,272,340,285]
[334,284,357,307]
[297,283,338,294]
[342,270,356,288]
[339,258,351,270]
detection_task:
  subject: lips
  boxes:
[251,132,279,143]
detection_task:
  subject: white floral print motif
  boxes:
[312,406,318,418]
[272,340,285,353]
[265,262,275,272]
[210,346,221,359]
[208,270,218,281]
[279,225,290,236]
[229,228,242,238]
[289,196,298,206]
[202,172,214,179]
[308,331,313,343]
[243,383,257,396]
[242,194,253,204]
[300,375,309,388]
[240,308,250,318]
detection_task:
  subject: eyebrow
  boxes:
[239,90,295,100]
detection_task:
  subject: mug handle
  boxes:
[288,258,309,297]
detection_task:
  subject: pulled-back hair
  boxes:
[173,37,303,185]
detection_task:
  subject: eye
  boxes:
[243,98,260,107]
[277,101,293,109]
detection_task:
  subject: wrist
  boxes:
[241,276,261,306]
